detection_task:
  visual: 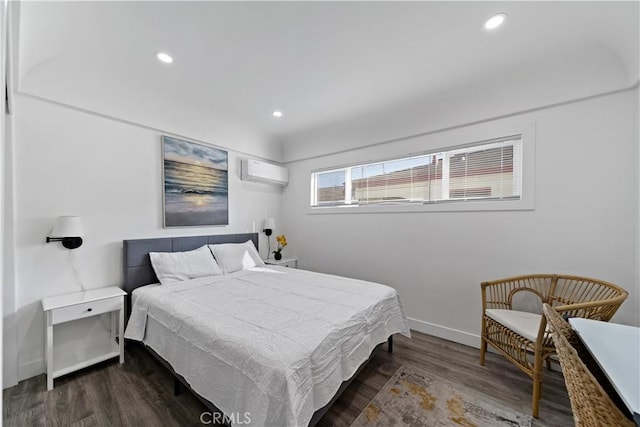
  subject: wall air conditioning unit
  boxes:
[241,159,289,186]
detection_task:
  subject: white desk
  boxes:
[570,318,640,424]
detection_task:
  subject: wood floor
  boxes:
[3,331,574,426]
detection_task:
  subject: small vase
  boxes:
[274,252,282,261]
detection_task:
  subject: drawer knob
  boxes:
[87,308,92,312]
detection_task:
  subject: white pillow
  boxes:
[149,245,222,285]
[209,240,265,274]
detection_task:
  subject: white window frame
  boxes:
[308,122,535,214]
[310,167,354,206]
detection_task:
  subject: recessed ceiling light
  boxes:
[156,52,173,64]
[484,13,507,30]
[272,111,283,118]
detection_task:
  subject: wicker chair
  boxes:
[542,304,635,426]
[480,274,628,417]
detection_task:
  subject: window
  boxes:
[314,169,347,205]
[310,136,522,208]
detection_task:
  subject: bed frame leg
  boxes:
[174,377,182,396]
[387,335,393,353]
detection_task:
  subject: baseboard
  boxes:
[18,358,44,382]
[407,317,481,349]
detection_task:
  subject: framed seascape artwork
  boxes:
[162,136,229,227]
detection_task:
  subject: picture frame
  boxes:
[162,136,229,227]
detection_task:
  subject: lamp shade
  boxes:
[263,218,275,230]
[51,216,84,238]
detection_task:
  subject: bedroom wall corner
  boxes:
[10,95,284,381]
[2,114,18,390]
[2,0,19,390]
[636,84,640,327]
[1,0,5,393]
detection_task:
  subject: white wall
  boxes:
[1,0,7,392]
[3,113,17,389]
[2,0,20,391]
[282,88,639,346]
[9,94,283,381]
[280,45,633,163]
[637,86,640,330]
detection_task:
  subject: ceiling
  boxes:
[15,1,640,159]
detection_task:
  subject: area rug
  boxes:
[350,364,532,427]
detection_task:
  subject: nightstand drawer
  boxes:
[51,297,121,325]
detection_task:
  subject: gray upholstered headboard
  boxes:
[122,233,259,297]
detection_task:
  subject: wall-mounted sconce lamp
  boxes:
[263,218,275,257]
[263,218,275,236]
[46,216,84,249]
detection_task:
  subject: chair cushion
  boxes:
[486,309,545,342]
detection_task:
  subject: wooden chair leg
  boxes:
[532,350,544,418]
[532,378,541,418]
[479,336,487,366]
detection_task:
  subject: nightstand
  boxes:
[42,286,126,390]
[264,257,298,268]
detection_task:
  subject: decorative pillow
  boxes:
[149,245,222,285]
[209,240,265,274]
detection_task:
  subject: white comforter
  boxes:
[124,266,410,427]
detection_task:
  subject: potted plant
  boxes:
[273,235,287,260]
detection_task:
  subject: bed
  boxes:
[122,233,410,426]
